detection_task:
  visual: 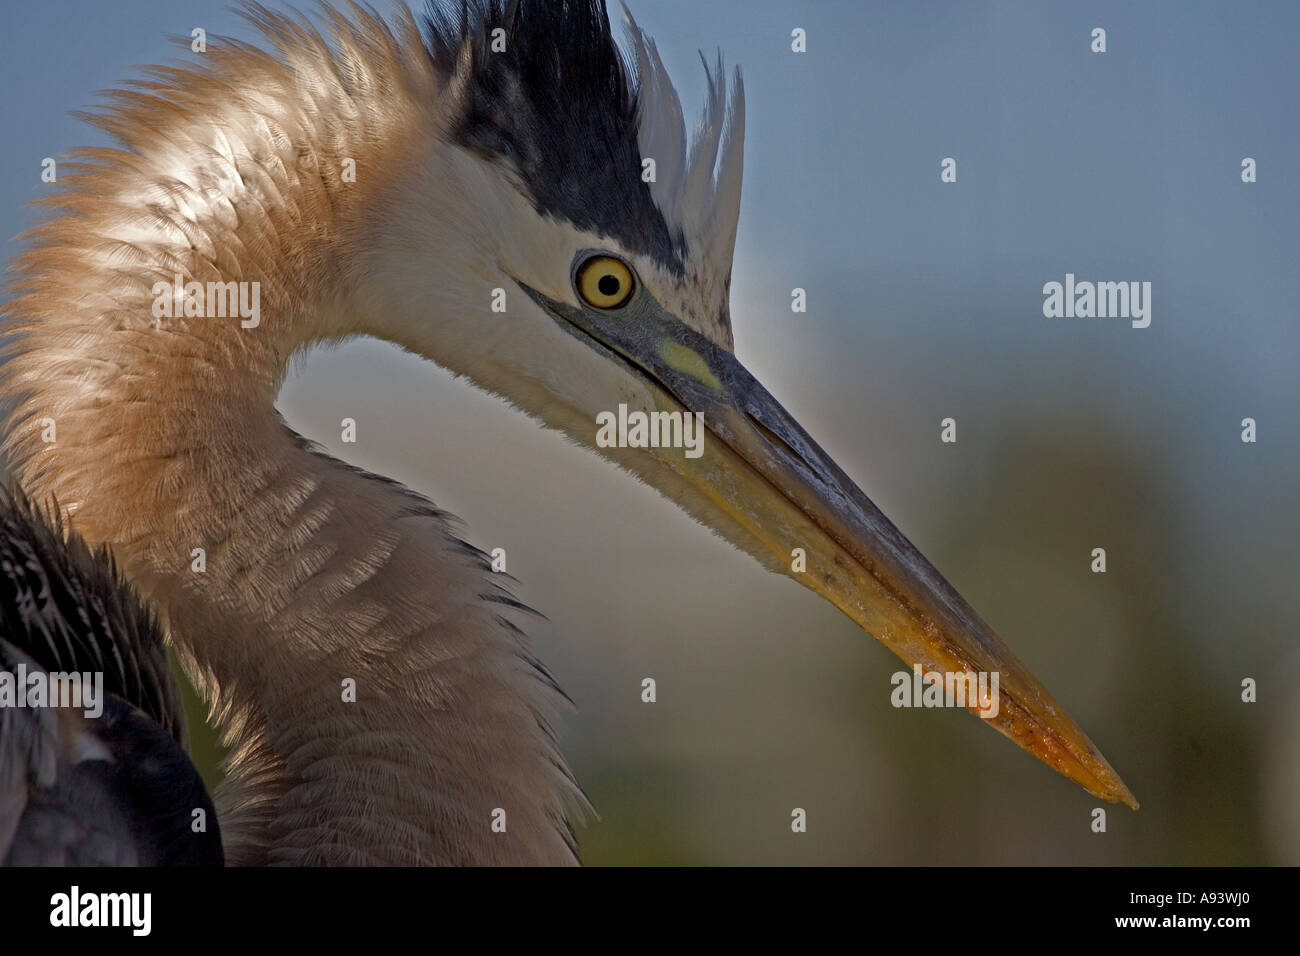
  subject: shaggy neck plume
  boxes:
[0,6,579,865]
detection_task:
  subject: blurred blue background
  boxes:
[3,0,1297,863]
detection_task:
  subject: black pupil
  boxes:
[597,274,621,297]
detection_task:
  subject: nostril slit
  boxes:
[750,414,804,466]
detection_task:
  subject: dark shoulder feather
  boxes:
[0,489,222,866]
[0,488,183,744]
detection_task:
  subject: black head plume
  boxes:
[421,0,686,273]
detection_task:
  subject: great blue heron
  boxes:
[0,0,1135,865]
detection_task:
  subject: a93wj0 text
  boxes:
[1130,892,1250,906]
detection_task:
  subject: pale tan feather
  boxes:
[1,2,584,866]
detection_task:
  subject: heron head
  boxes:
[355,0,1135,809]
[362,0,738,374]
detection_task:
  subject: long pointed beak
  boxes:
[522,279,1137,809]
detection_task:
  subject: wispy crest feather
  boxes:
[620,2,745,274]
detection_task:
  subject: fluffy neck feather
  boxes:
[0,5,580,865]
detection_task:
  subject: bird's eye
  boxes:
[576,255,635,309]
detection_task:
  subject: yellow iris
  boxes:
[576,256,635,309]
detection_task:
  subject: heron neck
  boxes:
[0,17,581,862]
[3,228,581,866]
[4,265,580,867]
[176,409,582,865]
